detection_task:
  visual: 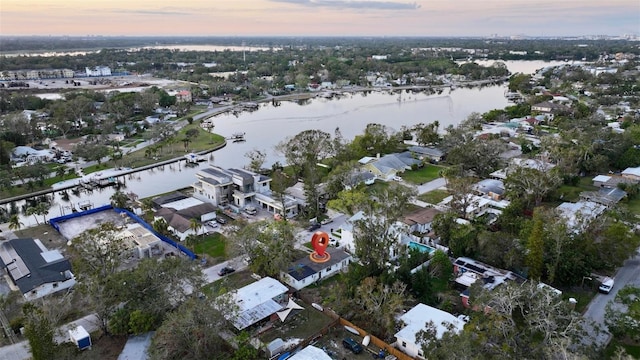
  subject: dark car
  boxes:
[342,338,363,354]
[307,223,321,232]
[217,266,235,276]
[215,217,227,225]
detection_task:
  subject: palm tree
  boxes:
[188,218,203,239]
[26,206,40,225]
[35,203,49,224]
[110,190,129,209]
[8,214,23,234]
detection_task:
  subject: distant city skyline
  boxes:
[2,0,638,38]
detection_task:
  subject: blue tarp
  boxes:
[48,205,196,260]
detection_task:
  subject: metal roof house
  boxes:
[225,277,288,330]
[0,238,76,301]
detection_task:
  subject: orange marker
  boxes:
[311,231,329,257]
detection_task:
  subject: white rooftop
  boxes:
[227,277,288,330]
[395,303,465,342]
[622,166,640,177]
[556,200,606,230]
[592,175,611,182]
[161,197,205,211]
[289,345,333,360]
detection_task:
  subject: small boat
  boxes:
[344,325,360,335]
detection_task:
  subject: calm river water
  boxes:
[6,60,567,226]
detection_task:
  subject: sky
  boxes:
[1,0,639,37]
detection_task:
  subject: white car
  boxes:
[207,221,219,228]
[393,176,403,182]
[599,277,614,294]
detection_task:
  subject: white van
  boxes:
[599,277,614,294]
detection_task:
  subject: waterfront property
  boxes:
[153,196,217,241]
[0,238,76,301]
[193,165,300,217]
[361,152,422,181]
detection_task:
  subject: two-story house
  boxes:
[193,165,299,217]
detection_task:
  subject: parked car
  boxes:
[216,217,227,225]
[217,266,235,276]
[307,223,321,232]
[207,221,219,228]
[599,277,614,294]
[342,338,363,354]
[320,218,333,225]
[393,175,403,182]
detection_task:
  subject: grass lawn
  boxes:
[202,269,256,297]
[400,165,443,185]
[193,232,227,262]
[549,177,598,203]
[366,179,390,194]
[259,302,335,344]
[418,189,450,204]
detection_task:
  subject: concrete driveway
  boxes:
[202,256,248,284]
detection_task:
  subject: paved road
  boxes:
[582,250,640,347]
[416,177,446,195]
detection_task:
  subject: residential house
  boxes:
[531,101,570,119]
[193,165,270,208]
[580,187,627,207]
[363,152,421,181]
[622,166,640,182]
[154,197,217,240]
[592,174,637,188]
[406,145,446,163]
[176,90,192,103]
[439,193,509,220]
[490,157,556,180]
[281,247,352,290]
[394,303,466,359]
[556,200,607,233]
[224,277,289,330]
[0,238,76,301]
[454,257,525,308]
[401,207,442,234]
[337,211,404,258]
[473,179,506,200]
[344,170,376,190]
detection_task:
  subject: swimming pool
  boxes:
[408,241,436,254]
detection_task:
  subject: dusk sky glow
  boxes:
[1,0,639,37]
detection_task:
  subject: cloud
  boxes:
[269,0,420,10]
[100,8,192,16]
